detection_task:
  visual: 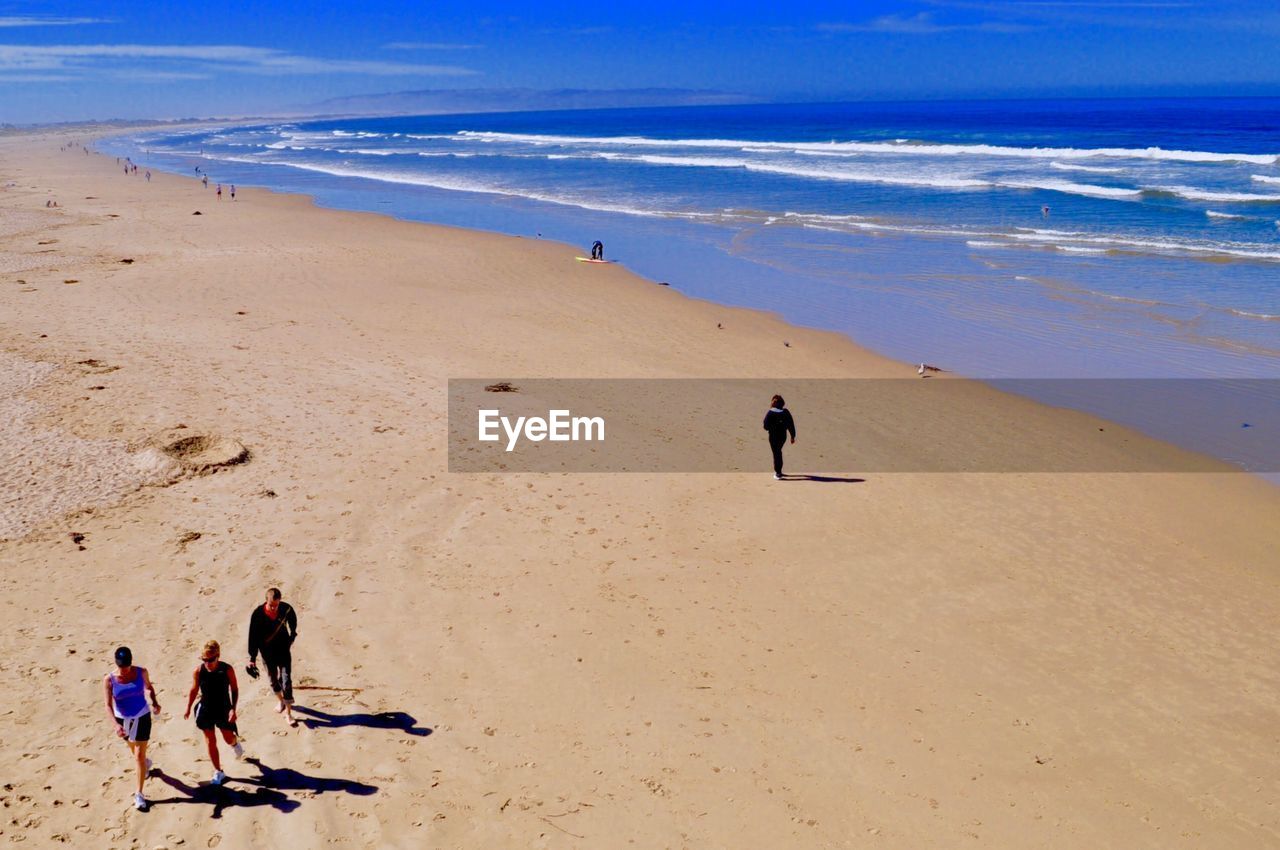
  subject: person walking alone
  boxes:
[103,647,161,810]
[763,394,796,480]
[247,587,298,724]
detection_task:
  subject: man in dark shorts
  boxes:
[247,587,299,724]
[184,640,244,785]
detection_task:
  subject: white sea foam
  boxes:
[1003,228,1280,260]
[1156,186,1280,203]
[451,130,1280,165]
[799,221,1280,261]
[746,162,991,189]
[629,154,749,169]
[243,157,672,217]
[162,142,1280,264]
[968,239,1106,255]
[1206,210,1247,219]
[1251,174,1280,185]
[1049,161,1123,174]
[1225,308,1280,320]
[998,179,1142,200]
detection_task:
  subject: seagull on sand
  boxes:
[918,362,946,376]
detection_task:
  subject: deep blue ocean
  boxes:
[101,99,1279,470]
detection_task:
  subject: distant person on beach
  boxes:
[202,174,208,188]
[145,170,151,182]
[184,640,244,786]
[247,587,299,725]
[230,184,236,201]
[216,184,222,200]
[763,394,796,480]
[104,647,161,810]
[591,240,604,260]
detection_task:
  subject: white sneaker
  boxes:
[211,770,225,786]
[232,741,245,760]
[133,792,147,811]
[773,473,782,480]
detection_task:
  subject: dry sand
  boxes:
[1,130,1278,849]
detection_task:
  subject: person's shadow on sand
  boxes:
[240,757,377,798]
[293,705,433,737]
[148,768,299,817]
[779,474,864,483]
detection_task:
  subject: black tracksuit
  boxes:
[248,602,298,703]
[762,407,796,475]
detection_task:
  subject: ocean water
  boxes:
[101,99,1280,471]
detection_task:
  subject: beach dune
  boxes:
[2,131,1278,849]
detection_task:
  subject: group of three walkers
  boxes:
[103,587,299,811]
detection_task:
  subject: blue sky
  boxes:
[2,1,1278,123]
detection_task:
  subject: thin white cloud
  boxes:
[818,12,1031,33]
[926,0,1194,7]
[0,16,112,27]
[536,25,615,36]
[0,72,77,81]
[112,70,213,82]
[920,0,1271,31]
[0,44,479,79]
[383,41,482,50]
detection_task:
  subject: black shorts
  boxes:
[194,701,237,733]
[114,713,152,742]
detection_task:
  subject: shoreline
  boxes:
[4,129,1280,848]
[103,123,1279,479]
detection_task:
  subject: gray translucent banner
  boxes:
[448,379,1278,473]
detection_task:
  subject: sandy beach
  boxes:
[2,129,1279,848]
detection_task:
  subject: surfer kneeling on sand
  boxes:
[591,240,604,260]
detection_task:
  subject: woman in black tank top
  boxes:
[183,640,243,786]
[197,661,233,710]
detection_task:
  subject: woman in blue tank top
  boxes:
[103,646,161,811]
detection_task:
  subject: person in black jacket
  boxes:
[763,394,796,479]
[246,587,298,724]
